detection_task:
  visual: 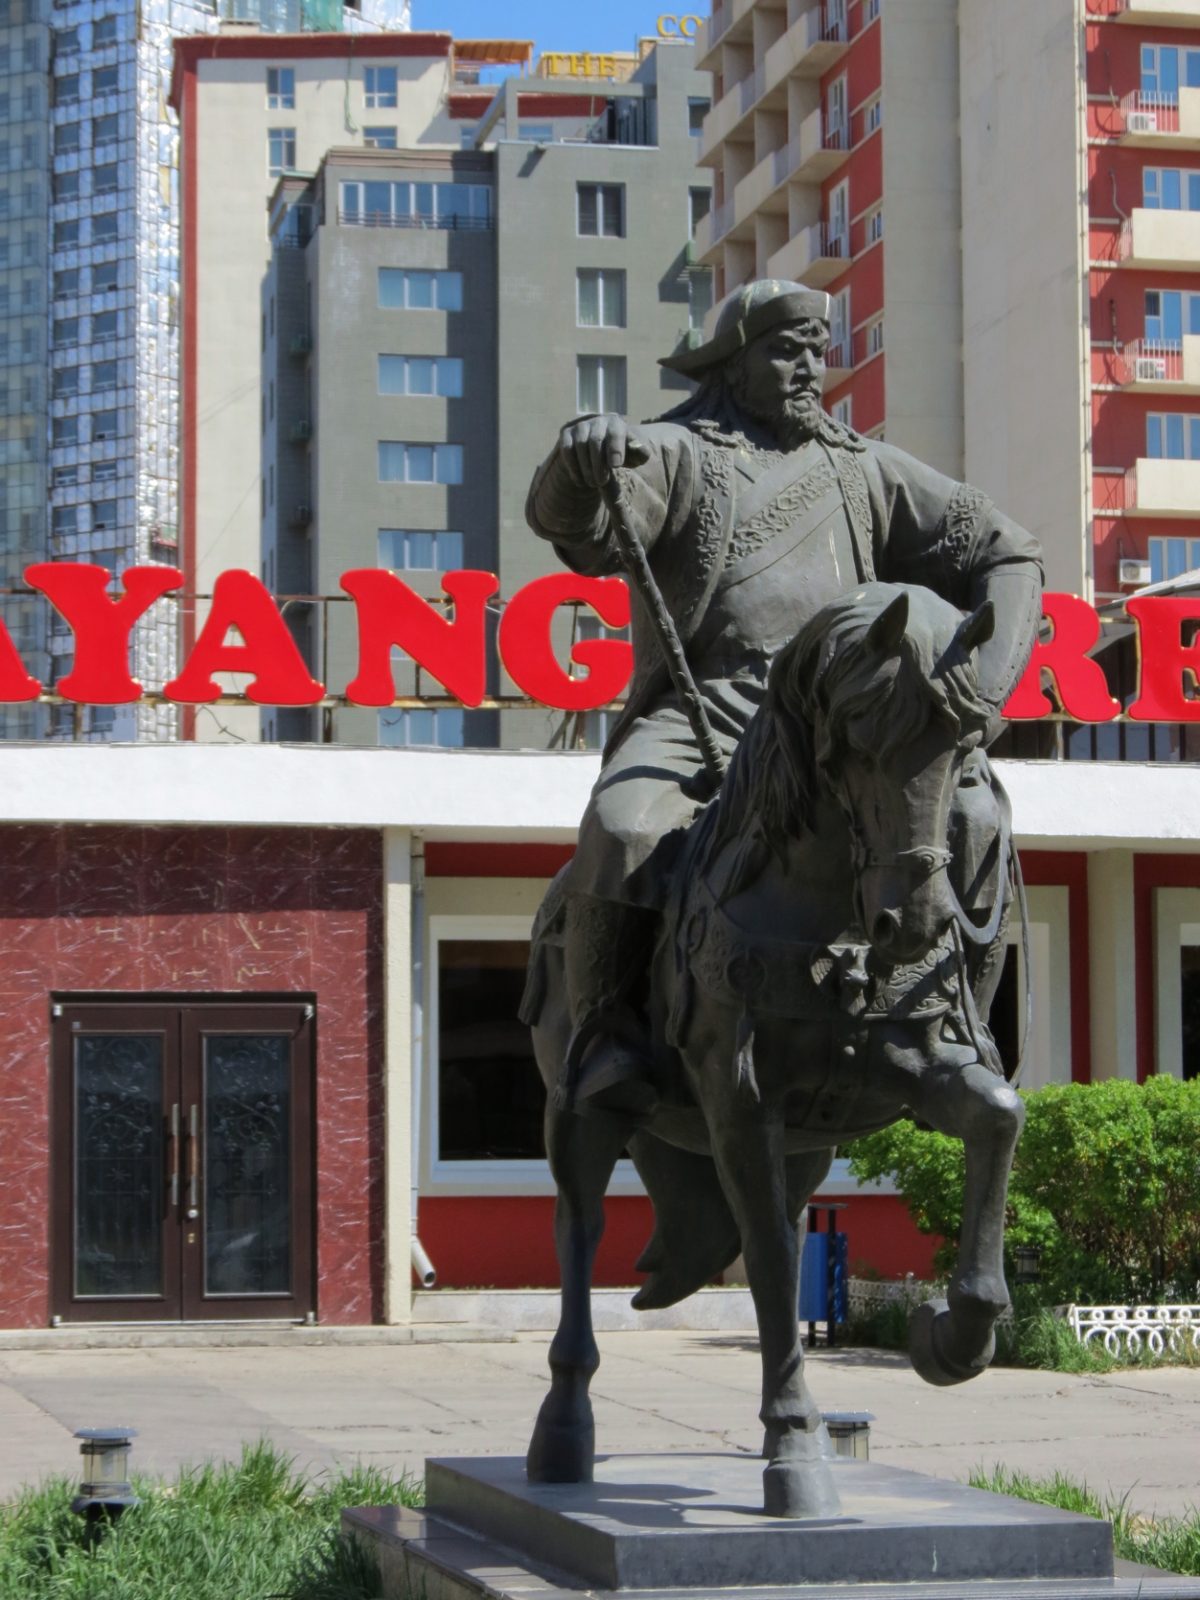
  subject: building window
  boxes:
[689,185,711,234]
[92,213,118,243]
[518,122,554,142]
[54,218,80,247]
[689,267,714,333]
[378,355,464,398]
[431,932,545,1165]
[91,498,117,531]
[378,268,463,310]
[57,74,80,104]
[267,66,295,109]
[53,466,80,488]
[53,365,79,395]
[577,355,627,414]
[1149,536,1200,582]
[53,316,78,346]
[93,15,118,44]
[92,408,118,440]
[864,0,880,20]
[52,416,78,446]
[687,96,710,136]
[828,179,850,257]
[1141,44,1200,103]
[56,26,80,51]
[268,128,296,177]
[379,529,465,569]
[93,163,118,195]
[340,180,491,228]
[826,74,848,147]
[92,261,118,292]
[577,182,624,238]
[56,122,82,153]
[364,126,397,149]
[54,268,79,299]
[52,504,79,535]
[377,442,463,483]
[92,65,118,95]
[1147,412,1200,459]
[93,459,117,483]
[577,268,626,328]
[866,206,883,245]
[866,317,884,358]
[1144,167,1200,211]
[829,287,850,363]
[364,65,398,108]
[93,309,118,339]
[92,358,117,391]
[864,95,882,136]
[54,170,81,201]
[832,395,853,427]
[379,708,465,747]
[1145,288,1200,344]
[92,113,119,146]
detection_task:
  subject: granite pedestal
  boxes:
[343,1452,1200,1600]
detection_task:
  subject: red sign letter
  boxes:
[342,569,499,707]
[164,570,324,704]
[0,617,41,703]
[25,562,184,703]
[499,574,633,710]
[1127,596,1200,721]
[1003,591,1120,722]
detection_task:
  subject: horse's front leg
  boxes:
[527,1099,635,1483]
[901,1044,1024,1386]
[709,1108,840,1518]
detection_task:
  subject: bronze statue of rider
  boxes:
[524,279,1044,1115]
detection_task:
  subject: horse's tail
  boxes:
[626,1132,742,1310]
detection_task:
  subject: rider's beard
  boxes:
[728,371,824,450]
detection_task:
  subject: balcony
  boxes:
[1118,207,1200,269]
[1123,457,1200,517]
[1114,0,1200,24]
[694,197,739,260]
[1117,338,1200,392]
[1119,88,1200,144]
[696,0,757,70]
[766,221,849,287]
[761,3,851,97]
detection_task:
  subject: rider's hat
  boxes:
[659,278,833,379]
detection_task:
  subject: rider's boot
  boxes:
[563,894,659,1118]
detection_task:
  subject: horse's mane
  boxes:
[709,585,994,876]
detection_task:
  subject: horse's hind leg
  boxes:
[527,1097,635,1483]
[710,1114,840,1518]
[905,1054,1024,1386]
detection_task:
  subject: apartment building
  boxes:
[250,38,713,748]
[695,0,1200,608]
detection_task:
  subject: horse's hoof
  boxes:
[762,1460,842,1519]
[908,1298,995,1387]
[526,1418,595,1484]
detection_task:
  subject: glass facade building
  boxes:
[2,0,410,743]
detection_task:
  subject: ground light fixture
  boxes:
[822,1411,874,1460]
[72,1427,139,1541]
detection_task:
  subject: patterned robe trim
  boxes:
[820,441,876,584]
[727,457,840,562]
[929,484,995,600]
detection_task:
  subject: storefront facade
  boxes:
[1,744,1198,1330]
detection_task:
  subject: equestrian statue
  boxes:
[518,279,1045,1518]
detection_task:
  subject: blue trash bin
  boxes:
[798,1208,848,1345]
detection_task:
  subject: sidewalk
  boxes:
[1,1331,1197,1518]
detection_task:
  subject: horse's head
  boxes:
[766,582,995,964]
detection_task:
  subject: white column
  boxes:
[1087,849,1138,1081]
[383,826,414,1324]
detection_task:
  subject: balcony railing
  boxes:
[1118,339,1183,384]
[808,4,850,48]
[708,0,731,47]
[338,210,493,231]
[1120,89,1181,134]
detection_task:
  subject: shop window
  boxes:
[435,938,544,1162]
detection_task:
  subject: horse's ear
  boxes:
[958,600,996,654]
[866,591,909,656]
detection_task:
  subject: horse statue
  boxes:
[521,581,1026,1519]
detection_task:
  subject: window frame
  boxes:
[577,181,625,239]
[364,64,399,109]
[266,66,295,110]
[576,353,628,413]
[267,127,297,177]
[576,267,627,329]
[378,268,464,311]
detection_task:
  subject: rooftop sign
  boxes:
[0,567,1197,722]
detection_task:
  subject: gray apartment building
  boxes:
[260,38,713,749]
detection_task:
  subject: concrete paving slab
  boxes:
[0,1333,1196,1523]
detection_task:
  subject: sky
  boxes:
[413,0,677,58]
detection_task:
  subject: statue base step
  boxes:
[342,1452,1200,1597]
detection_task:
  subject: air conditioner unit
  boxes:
[1119,558,1152,586]
[1127,110,1158,133]
[1134,356,1168,380]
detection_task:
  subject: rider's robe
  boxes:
[527,416,1043,908]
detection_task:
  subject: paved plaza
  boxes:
[0,1331,1197,1518]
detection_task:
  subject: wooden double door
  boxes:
[52,1000,315,1324]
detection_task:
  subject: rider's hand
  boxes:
[559,414,652,490]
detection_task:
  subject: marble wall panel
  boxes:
[0,826,383,1329]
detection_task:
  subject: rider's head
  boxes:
[658,280,833,448]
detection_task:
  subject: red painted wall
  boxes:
[419,1191,937,1288]
[0,825,383,1329]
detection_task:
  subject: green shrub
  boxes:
[845,1077,1200,1311]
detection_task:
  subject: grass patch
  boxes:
[970,1465,1200,1577]
[0,1439,420,1600]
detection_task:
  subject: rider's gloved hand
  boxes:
[559,415,652,490]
